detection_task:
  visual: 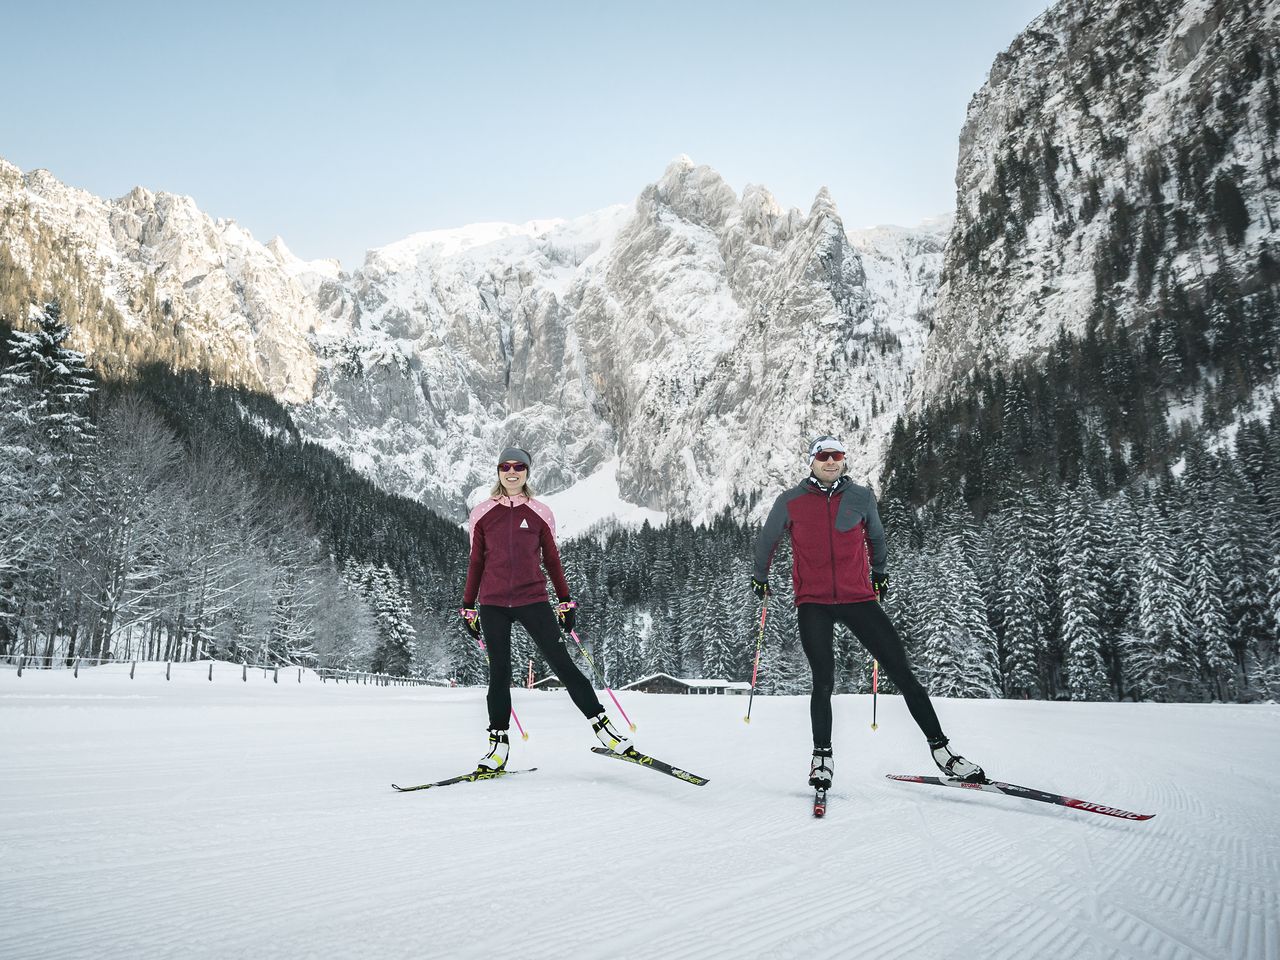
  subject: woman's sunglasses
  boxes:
[813,451,845,462]
[498,462,528,473]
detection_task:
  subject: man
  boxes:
[752,434,986,789]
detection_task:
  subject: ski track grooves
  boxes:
[2,680,1277,959]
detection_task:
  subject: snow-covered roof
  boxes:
[622,673,745,690]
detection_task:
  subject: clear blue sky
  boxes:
[7,0,1052,269]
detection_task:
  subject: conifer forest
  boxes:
[2,290,1277,704]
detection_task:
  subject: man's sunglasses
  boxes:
[813,451,845,462]
[499,462,528,473]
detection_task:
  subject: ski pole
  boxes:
[470,625,528,740]
[871,659,879,731]
[569,629,636,731]
[508,705,528,741]
[744,598,769,724]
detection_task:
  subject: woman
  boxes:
[751,435,986,789]
[460,446,633,771]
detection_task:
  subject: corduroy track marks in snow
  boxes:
[1,665,1277,960]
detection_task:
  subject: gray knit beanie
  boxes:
[498,447,532,469]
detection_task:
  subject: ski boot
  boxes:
[808,746,834,789]
[591,712,634,755]
[929,736,985,783]
[476,728,509,771]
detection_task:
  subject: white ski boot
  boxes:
[591,712,634,754]
[929,737,985,783]
[809,746,834,789]
[476,728,509,771]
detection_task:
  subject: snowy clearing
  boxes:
[2,665,1277,960]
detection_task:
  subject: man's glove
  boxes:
[556,598,577,633]
[872,572,890,601]
[459,607,481,639]
[751,577,771,601]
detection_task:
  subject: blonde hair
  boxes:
[490,475,535,498]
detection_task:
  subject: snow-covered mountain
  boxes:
[918,0,1280,403]
[293,156,947,520]
[0,159,328,404]
[0,155,945,522]
[7,1,1273,525]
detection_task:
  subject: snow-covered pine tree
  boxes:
[314,562,377,671]
[916,548,963,696]
[1128,495,1195,701]
[1183,530,1235,701]
[0,300,96,462]
[951,503,1001,698]
[699,560,737,681]
[994,491,1049,698]
[1213,461,1271,687]
[1055,484,1109,701]
[0,301,97,660]
[368,564,418,677]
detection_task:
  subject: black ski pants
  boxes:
[797,601,944,748]
[478,602,603,730]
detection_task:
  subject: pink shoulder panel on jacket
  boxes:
[525,498,557,538]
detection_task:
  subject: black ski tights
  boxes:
[797,601,944,748]
[478,603,604,730]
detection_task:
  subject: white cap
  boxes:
[808,435,846,462]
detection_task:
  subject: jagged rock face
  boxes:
[297,212,625,518]
[0,158,327,403]
[563,159,923,517]
[0,155,946,522]
[918,0,1280,404]
[302,157,945,520]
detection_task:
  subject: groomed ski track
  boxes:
[2,664,1277,960]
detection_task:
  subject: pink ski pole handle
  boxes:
[570,630,636,731]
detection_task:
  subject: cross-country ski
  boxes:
[391,768,537,792]
[813,787,829,818]
[589,746,710,786]
[885,774,1155,821]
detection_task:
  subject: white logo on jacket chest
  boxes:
[520,519,529,529]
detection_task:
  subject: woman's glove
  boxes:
[460,607,482,639]
[556,599,577,633]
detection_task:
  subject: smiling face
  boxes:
[811,449,845,483]
[498,461,528,495]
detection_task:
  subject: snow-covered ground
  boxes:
[2,664,1277,960]
[535,459,668,539]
